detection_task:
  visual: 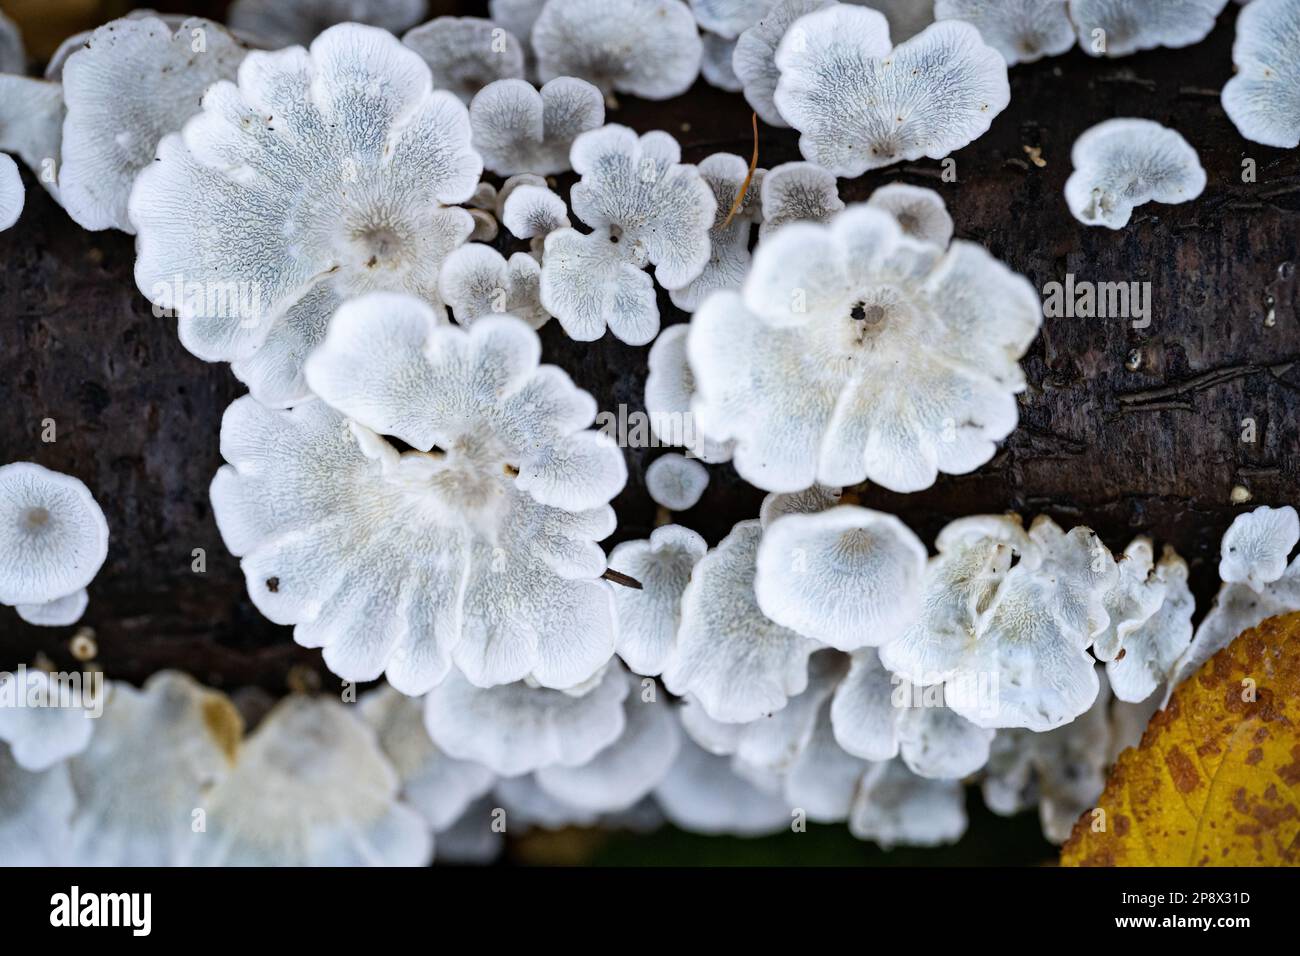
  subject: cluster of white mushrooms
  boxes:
[1,0,1297,865]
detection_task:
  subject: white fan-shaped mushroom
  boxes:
[422,665,628,776]
[490,0,548,42]
[0,8,23,73]
[830,649,994,779]
[470,77,604,176]
[866,182,954,247]
[14,589,89,627]
[690,0,773,38]
[879,515,1115,731]
[1065,119,1206,229]
[129,23,482,407]
[1071,0,1229,58]
[669,152,765,311]
[848,759,968,848]
[934,0,1076,65]
[0,667,97,771]
[1223,0,1300,147]
[59,16,247,234]
[0,153,21,231]
[0,463,108,621]
[654,733,791,835]
[1218,504,1299,590]
[532,0,703,101]
[192,695,432,866]
[1090,537,1166,662]
[494,774,601,829]
[758,484,842,526]
[755,504,927,650]
[781,698,870,822]
[774,8,1010,176]
[646,454,710,512]
[662,520,819,723]
[438,242,550,329]
[500,183,571,245]
[610,524,707,676]
[360,684,496,831]
[1106,548,1195,703]
[734,0,832,127]
[0,75,64,199]
[215,296,625,694]
[535,671,682,811]
[0,745,74,866]
[645,324,734,464]
[759,160,844,239]
[403,17,525,104]
[687,203,1041,494]
[540,125,715,344]
[229,0,429,47]
[701,32,745,90]
[66,672,241,866]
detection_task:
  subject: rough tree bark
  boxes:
[1,3,1297,695]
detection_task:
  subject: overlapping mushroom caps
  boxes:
[934,0,1076,65]
[609,525,707,676]
[773,5,1010,176]
[59,15,248,233]
[540,125,716,344]
[1223,0,1300,147]
[0,463,109,627]
[229,0,429,47]
[402,16,526,103]
[0,742,76,866]
[1071,0,1229,57]
[1065,119,1206,229]
[212,292,625,694]
[669,153,766,312]
[470,77,604,175]
[0,667,98,772]
[687,198,1042,494]
[438,242,550,328]
[645,325,734,463]
[532,0,703,101]
[129,23,482,407]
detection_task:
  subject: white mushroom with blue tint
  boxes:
[129,24,482,407]
[934,0,1077,65]
[0,463,108,628]
[774,5,1010,176]
[1070,0,1229,58]
[438,243,550,329]
[0,667,97,772]
[0,153,21,231]
[670,153,766,311]
[1105,548,1195,704]
[1222,0,1300,147]
[646,453,710,512]
[470,77,604,175]
[759,160,844,238]
[1065,119,1206,229]
[213,293,625,694]
[228,0,429,47]
[402,17,526,104]
[610,525,707,676]
[645,325,734,464]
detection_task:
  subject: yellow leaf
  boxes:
[1062,611,1300,866]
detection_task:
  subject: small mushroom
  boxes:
[403,17,526,104]
[438,242,551,328]
[0,667,96,771]
[934,0,1076,65]
[848,759,968,848]
[700,32,744,91]
[0,153,22,231]
[610,525,707,677]
[229,0,429,47]
[1218,503,1299,591]
[1106,548,1195,703]
[1223,0,1300,147]
[1071,0,1229,59]
[645,453,710,512]
[645,324,735,463]
[865,181,954,247]
[500,182,571,257]
[470,76,604,175]
[759,160,844,239]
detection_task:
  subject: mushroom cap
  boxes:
[129,23,481,407]
[654,733,791,835]
[701,32,744,91]
[1106,548,1195,703]
[758,160,844,239]
[402,16,526,104]
[535,671,683,811]
[644,324,734,463]
[539,226,661,344]
[494,773,602,829]
[65,672,242,866]
[848,759,967,848]
[669,152,766,312]
[934,0,1076,65]
[360,684,496,831]
[470,76,604,176]
[0,75,64,199]
[734,0,833,128]
[0,463,109,608]
[438,242,550,329]
[661,520,819,723]
[689,0,774,39]
[500,182,571,239]
[14,589,88,628]
[1065,118,1206,229]
[865,182,954,247]
[1218,503,1299,591]
[423,664,628,776]
[774,9,1010,176]
[779,697,870,823]
[532,0,703,100]
[1223,0,1300,148]
[0,152,22,231]
[192,695,432,866]
[229,0,429,48]
[609,524,708,676]
[60,16,247,234]
[0,8,23,73]
[216,296,624,693]
[1071,0,1229,59]
[1091,536,1166,662]
[754,504,928,650]
[687,203,1041,493]
[645,453,710,512]
[0,667,97,771]
[0,745,75,865]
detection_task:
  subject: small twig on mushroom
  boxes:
[601,568,644,590]
[719,112,758,230]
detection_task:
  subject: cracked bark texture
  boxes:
[0,3,1297,695]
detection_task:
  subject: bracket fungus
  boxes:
[229,0,429,47]
[1223,0,1300,147]
[470,77,604,176]
[402,17,526,103]
[532,0,704,101]
[0,463,108,628]
[539,125,715,344]
[1104,547,1194,704]
[1064,118,1206,229]
[130,23,482,407]
[60,16,248,234]
[213,293,625,694]
[773,5,1010,176]
[687,202,1041,493]
[934,0,1077,65]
